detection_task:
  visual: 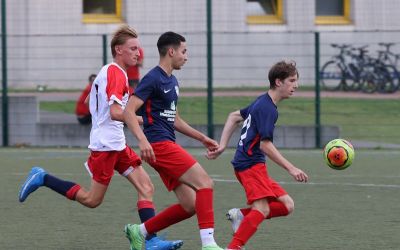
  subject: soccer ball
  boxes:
[323,139,355,170]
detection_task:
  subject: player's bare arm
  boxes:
[174,110,218,151]
[124,95,156,163]
[110,102,125,122]
[136,115,144,125]
[260,140,309,182]
[109,102,143,125]
[207,110,243,160]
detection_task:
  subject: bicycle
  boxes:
[320,44,372,91]
[375,42,400,93]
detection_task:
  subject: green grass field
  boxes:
[40,96,400,145]
[1,148,400,249]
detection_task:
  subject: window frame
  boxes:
[246,0,284,25]
[82,0,123,24]
[315,0,351,25]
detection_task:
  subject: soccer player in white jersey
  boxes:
[18,25,182,250]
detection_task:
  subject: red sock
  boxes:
[239,201,288,219]
[144,204,193,234]
[228,209,265,249]
[196,188,214,229]
[240,208,251,216]
[266,201,289,219]
[66,184,81,200]
[137,200,155,210]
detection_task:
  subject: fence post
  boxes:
[102,34,107,66]
[1,0,9,146]
[206,0,214,139]
[315,32,321,148]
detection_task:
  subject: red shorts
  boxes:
[149,141,197,191]
[235,163,287,205]
[85,146,142,185]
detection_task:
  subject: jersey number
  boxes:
[239,114,251,146]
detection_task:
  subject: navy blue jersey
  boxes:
[134,66,179,143]
[231,93,278,171]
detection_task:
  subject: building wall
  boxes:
[1,0,400,89]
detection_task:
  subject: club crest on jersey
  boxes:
[175,86,179,96]
[171,101,176,111]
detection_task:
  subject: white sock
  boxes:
[139,223,148,238]
[200,228,217,247]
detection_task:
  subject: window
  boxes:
[315,0,351,25]
[82,0,122,24]
[246,0,284,24]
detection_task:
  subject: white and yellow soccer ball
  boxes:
[323,139,355,170]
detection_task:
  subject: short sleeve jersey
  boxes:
[88,63,130,151]
[231,93,278,171]
[134,66,179,143]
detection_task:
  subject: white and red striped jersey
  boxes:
[88,62,130,151]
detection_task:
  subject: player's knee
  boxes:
[285,199,295,214]
[198,175,214,189]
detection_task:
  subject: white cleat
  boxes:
[226,208,244,234]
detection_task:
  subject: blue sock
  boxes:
[138,206,156,240]
[139,207,156,222]
[44,174,77,197]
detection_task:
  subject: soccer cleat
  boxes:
[18,166,47,202]
[145,236,183,250]
[201,244,224,250]
[226,208,244,234]
[125,224,145,250]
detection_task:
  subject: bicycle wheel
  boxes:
[360,70,378,93]
[320,61,343,91]
[345,63,362,91]
[380,65,400,93]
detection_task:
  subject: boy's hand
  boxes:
[202,137,219,151]
[206,146,225,160]
[288,167,308,183]
[138,139,156,163]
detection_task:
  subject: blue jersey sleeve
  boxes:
[254,108,277,142]
[240,106,250,119]
[134,74,155,102]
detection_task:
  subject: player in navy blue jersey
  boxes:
[207,60,309,250]
[123,31,223,250]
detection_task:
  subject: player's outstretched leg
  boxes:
[145,236,183,250]
[125,224,145,250]
[226,208,244,234]
[18,166,47,202]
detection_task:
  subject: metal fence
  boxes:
[1,30,400,148]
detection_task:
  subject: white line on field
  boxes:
[212,178,400,188]
[11,172,400,189]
